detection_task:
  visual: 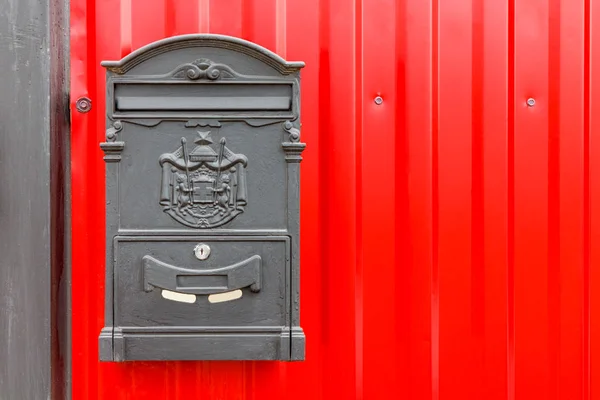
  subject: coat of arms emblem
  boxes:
[159,131,248,228]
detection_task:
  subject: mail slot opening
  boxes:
[113,83,293,113]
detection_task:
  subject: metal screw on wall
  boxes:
[76,97,92,113]
[374,96,383,105]
[526,98,536,107]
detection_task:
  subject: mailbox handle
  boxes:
[142,254,261,295]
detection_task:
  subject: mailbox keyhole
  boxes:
[194,243,211,260]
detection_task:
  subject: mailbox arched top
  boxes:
[101,34,305,75]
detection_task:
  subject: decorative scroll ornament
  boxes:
[159,131,249,228]
[283,121,300,142]
[282,121,306,163]
[100,120,125,162]
[170,59,237,81]
[106,120,123,142]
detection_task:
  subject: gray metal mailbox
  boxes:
[98,34,306,361]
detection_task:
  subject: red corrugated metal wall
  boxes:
[69,0,600,398]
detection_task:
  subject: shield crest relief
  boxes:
[159,131,248,228]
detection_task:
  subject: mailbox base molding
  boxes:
[99,326,305,361]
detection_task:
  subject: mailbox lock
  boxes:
[194,243,211,260]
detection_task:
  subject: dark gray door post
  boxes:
[0,0,69,398]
